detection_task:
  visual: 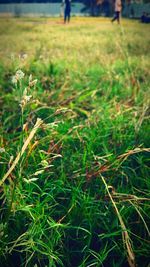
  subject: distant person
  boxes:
[130,7,135,18]
[141,12,147,23]
[111,0,122,24]
[145,14,150,23]
[62,0,71,24]
[140,12,150,23]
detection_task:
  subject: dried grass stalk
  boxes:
[0,118,43,187]
[100,174,136,267]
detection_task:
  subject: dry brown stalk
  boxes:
[106,192,150,203]
[57,204,74,224]
[0,118,43,187]
[118,147,150,160]
[100,174,136,267]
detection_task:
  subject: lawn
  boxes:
[0,17,150,267]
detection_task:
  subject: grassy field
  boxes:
[0,17,150,267]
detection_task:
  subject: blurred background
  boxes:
[0,0,150,19]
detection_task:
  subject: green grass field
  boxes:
[0,17,150,267]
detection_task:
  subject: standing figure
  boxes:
[111,0,122,24]
[62,0,71,24]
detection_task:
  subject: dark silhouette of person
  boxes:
[141,12,147,23]
[145,14,150,23]
[141,12,150,23]
[111,0,122,24]
[62,0,71,23]
[130,7,135,18]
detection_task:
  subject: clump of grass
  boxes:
[0,17,150,267]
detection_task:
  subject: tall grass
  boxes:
[0,17,150,267]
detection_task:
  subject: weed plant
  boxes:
[0,17,150,267]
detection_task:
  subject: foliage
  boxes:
[0,17,150,267]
